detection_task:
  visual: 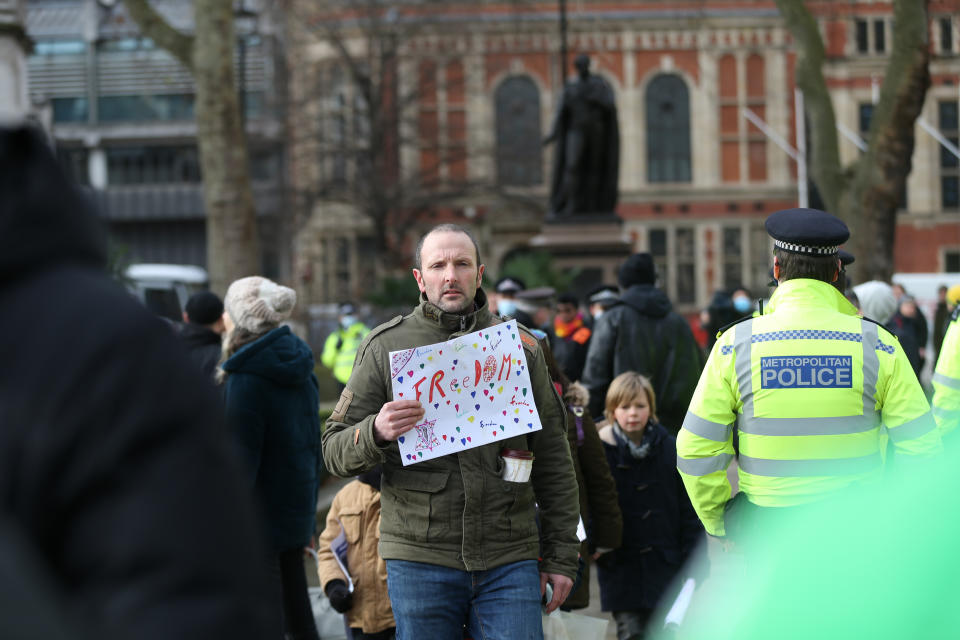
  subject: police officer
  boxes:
[677,208,942,539]
[932,306,960,442]
[491,276,526,318]
[835,249,855,293]
[321,303,371,393]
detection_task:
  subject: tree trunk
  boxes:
[124,0,260,294]
[193,0,260,293]
[841,1,930,283]
[776,0,930,284]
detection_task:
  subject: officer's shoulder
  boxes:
[860,316,902,347]
[860,315,897,339]
[860,315,887,330]
[716,315,753,339]
[952,306,960,323]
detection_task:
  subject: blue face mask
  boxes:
[497,299,517,317]
[733,296,752,313]
[340,315,357,328]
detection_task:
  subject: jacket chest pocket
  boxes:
[338,508,364,544]
[382,469,451,543]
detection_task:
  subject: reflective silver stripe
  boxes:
[677,453,733,476]
[734,319,754,417]
[933,372,960,390]
[738,452,883,477]
[682,412,732,442]
[739,414,879,437]
[861,320,879,415]
[932,405,959,423]
[886,412,937,443]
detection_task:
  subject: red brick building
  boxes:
[286,1,960,312]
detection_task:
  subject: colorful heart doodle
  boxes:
[390,326,543,466]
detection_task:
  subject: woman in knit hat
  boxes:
[220,276,322,640]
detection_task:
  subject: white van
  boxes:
[125,264,210,322]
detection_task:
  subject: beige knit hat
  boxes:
[223,276,297,333]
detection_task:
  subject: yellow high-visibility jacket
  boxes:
[321,322,371,385]
[677,279,942,536]
[932,308,960,439]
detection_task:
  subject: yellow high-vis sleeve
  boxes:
[677,338,737,536]
[933,317,960,439]
[876,326,942,456]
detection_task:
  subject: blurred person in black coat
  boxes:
[0,126,274,639]
[179,290,226,379]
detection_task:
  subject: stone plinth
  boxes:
[530,214,633,286]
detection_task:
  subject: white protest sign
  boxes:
[330,521,354,592]
[389,322,543,465]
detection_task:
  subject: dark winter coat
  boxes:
[223,326,322,551]
[595,422,703,612]
[546,319,592,382]
[561,382,622,610]
[178,322,223,379]
[0,125,273,639]
[581,284,705,431]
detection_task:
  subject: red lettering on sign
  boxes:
[429,370,446,403]
[497,354,512,381]
[413,376,428,402]
[474,359,482,386]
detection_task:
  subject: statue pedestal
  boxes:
[529,213,633,289]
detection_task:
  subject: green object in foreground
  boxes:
[658,453,960,639]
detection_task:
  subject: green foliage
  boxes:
[499,250,581,292]
[106,238,132,287]
[366,274,420,309]
[318,408,334,430]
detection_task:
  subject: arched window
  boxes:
[646,74,691,183]
[495,76,542,186]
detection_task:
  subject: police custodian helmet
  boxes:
[765,208,850,256]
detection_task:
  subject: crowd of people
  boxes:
[4,121,958,640]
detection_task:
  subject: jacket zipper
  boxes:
[460,316,466,331]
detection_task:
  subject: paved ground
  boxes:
[578,566,619,639]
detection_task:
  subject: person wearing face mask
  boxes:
[491,276,525,318]
[322,303,371,393]
[730,288,754,318]
[588,285,620,324]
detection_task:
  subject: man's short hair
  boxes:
[184,291,224,325]
[557,293,579,307]
[774,246,839,284]
[414,224,481,271]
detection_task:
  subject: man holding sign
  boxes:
[322,224,580,640]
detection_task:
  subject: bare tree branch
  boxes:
[775,0,931,282]
[773,0,845,211]
[843,0,930,281]
[122,0,194,69]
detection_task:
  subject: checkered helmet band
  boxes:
[773,239,839,256]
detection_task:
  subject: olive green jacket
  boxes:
[322,290,581,579]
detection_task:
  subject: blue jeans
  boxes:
[386,559,543,640]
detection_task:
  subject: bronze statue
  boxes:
[544,54,620,218]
